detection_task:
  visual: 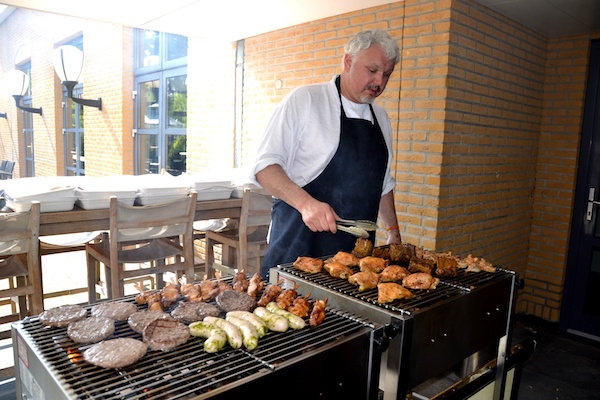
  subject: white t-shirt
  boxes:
[251,76,396,196]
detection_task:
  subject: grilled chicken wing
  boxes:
[257,281,283,307]
[180,283,202,302]
[288,293,311,318]
[359,256,388,273]
[330,251,360,267]
[309,298,328,327]
[232,270,249,292]
[198,275,220,302]
[377,282,413,303]
[324,261,355,279]
[246,273,265,300]
[402,272,439,290]
[293,256,324,273]
[348,270,380,292]
[379,265,411,283]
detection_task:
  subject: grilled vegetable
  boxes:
[203,316,243,349]
[266,302,306,330]
[253,307,289,332]
[226,315,259,350]
[226,310,268,338]
[189,321,227,353]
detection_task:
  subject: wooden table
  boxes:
[38,198,243,236]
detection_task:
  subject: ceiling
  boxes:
[0,0,599,40]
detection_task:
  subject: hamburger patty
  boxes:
[170,301,220,324]
[91,301,138,321]
[67,317,115,343]
[128,310,170,334]
[143,317,190,351]
[84,338,147,369]
[216,289,255,312]
[39,304,87,327]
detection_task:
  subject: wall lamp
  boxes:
[52,45,102,110]
[7,69,43,115]
[0,113,6,119]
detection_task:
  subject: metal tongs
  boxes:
[336,218,379,238]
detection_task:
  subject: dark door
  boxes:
[562,39,600,340]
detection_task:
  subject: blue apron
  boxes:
[261,76,388,277]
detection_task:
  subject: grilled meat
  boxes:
[293,256,324,273]
[276,283,298,310]
[329,251,360,267]
[143,317,190,352]
[180,283,202,302]
[359,256,389,273]
[377,282,413,303]
[84,338,147,369]
[288,293,312,318]
[379,265,411,282]
[216,290,256,312]
[247,272,265,299]
[91,301,138,321]
[216,271,233,293]
[352,237,373,257]
[457,254,496,273]
[170,301,220,324]
[67,317,114,344]
[128,310,170,333]
[257,281,283,307]
[389,243,416,267]
[309,298,328,327]
[232,270,250,292]
[348,270,380,291]
[39,304,87,327]
[161,283,181,306]
[436,254,458,277]
[408,257,436,274]
[324,261,355,279]
[371,246,390,259]
[402,272,439,290]
[198,275,220,302]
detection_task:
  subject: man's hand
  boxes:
[297,197,339,233]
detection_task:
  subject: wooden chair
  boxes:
[0,201,43,325]
[85,192,197,301]
[205,189,271,277]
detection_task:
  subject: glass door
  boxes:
[63,85,85,176]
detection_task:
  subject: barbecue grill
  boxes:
[270,261,517,400]
[12,281,381,400]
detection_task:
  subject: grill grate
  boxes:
[15,288,372,399]
[276,264,515,316]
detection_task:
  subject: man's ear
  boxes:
[343,53,353,72]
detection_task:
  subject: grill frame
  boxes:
[270,262,518,400]
[12,287,379,400]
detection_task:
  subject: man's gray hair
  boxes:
[344,29,400,64]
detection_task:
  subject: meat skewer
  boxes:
[232,270,249,292]
[247,272,265,300]
[215,270,233,293]
[276,283,298,310]
[288,293,311,318]
[257,280,283,307]
[309,298,328,327]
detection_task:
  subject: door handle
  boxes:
[587,187,599,221]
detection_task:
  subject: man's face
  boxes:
[342,44,396,104]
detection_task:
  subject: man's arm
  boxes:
[378,190,401,244]
[255,164,339,233]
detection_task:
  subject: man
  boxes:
[251,29,402,277]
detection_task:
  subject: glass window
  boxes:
[166,75,187,129]
[138,80,159,129]
[139,30,160,68]
[166,134,186,176]
[166,33,188,61]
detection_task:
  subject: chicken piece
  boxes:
[215,270,233,293]
[276,283,298,310]
[477,257,496,273]
[379,265,411,283]
[148,301,163,312]
[436,254,458,277]
[457,254,496,273]
[371,246,390,259]
[330,251,360,267]
[180,283,202,302]
[402,272,439,290]
[232,270,249,292]
[408,257,436,274]
[161,283,180,305]
[257,281,283,307]
[309,298,328,328]
[377,282,413,303]
[247,273,265,300]
[293,256,324,273]
[415,247,438,262]
[352,238,373,258]
[389,243,416,267]
[359,256,389,273]
[348,270,380,292]
[198,275,220,302]
[324,261,355,279]
[288,293,311,318]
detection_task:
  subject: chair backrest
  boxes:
[109,191,197,244]
[0,201,40,257]
[239,188,272,234]
[4,161,14,173]
[0,160,6,171]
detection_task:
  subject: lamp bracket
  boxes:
[13,95,42,115]
[62,81,102,110]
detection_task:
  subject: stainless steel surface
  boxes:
[270,262,517,400]
[12,280,377,400]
